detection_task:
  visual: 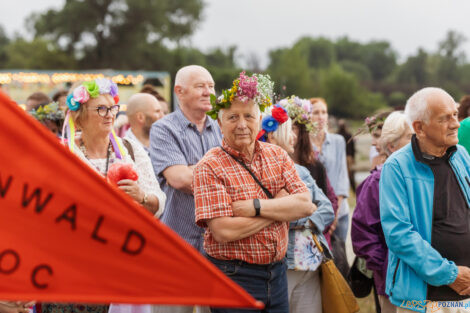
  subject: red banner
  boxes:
[0,90,262,309]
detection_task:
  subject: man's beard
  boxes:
[142,115,155,138]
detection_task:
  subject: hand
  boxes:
[449,266,470,295]
[0,301,35,313]
[275,189,289,198]
[232,200,256,217]
[118,179,144,203]
[328,216,339,235]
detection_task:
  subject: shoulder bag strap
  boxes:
[122,138,135,162]
[220,147,274,199]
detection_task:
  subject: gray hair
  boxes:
[378,111,410,156]
[174,65,211,88]
[404,87,450,128]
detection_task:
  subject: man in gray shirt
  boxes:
[149,65,221,313]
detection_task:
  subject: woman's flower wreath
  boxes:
[66,78,119,111]
[256,104,289,142]
[281,96,316,133]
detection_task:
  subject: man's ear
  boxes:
[136,112,145,124]
[174,85,183,97]
[412,120,424,137]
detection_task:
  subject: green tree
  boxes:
[29,0,204,68]
[436,30,466,83]
[4,37,76,69]
[335,37,397,82]
[395,48,429,85]
[321,65,385,118]
[388,91,407,108]
[0,25,9,67]
[294,37,335,69]
[338,60,372,82]
[361,41,397,82]
[266,46,313,98]
[335,36,363,63]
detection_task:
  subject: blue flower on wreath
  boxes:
[66,94,80,111]
[262,116,279,132]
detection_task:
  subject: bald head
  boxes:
[126,93,163,130]
[174,65,213,88]
[127,93,159,116]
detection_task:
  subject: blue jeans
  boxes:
[207,256,289,313]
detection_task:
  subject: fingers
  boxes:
[460,286,470,296]
[22,302,35,308]
[117,179,135,185]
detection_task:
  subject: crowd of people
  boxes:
[2,64,470,313]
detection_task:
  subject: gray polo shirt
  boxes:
[149,108,222,252]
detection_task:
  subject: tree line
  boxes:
[1,0,469,118]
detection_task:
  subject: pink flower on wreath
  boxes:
[301,99,312,113]
[73,85,90,103]
[236,71,258,102]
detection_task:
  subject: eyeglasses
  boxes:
[96,105,120,117]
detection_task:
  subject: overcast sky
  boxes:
[2,0,470,67]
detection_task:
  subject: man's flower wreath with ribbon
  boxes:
[207,71,274,120]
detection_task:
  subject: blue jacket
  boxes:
[286,164,335,269]
[380,141,470,312]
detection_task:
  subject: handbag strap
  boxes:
[312,233,333,263]
[220,147,274,199]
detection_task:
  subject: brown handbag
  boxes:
[312,234,360,313]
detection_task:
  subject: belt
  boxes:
[206,254,283,270]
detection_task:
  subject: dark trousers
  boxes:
[207,256,289,313]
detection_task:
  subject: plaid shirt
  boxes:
[194,139,308,264]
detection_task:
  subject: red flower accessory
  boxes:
[107,163,138,185]
[271,106,288,123]
[113,95,120,104]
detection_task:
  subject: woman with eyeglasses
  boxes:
[40,79,166,313]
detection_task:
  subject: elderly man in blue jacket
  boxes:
[380,87,470,312]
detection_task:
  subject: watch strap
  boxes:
[253,198,261,216]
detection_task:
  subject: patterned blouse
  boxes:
[73,136,166,217]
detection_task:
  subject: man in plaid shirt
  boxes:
[194,72,314,313]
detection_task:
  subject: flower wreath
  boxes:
[353,111,391,139]
[207,71,274,120]
[280,96,316,133]
[30,102,65,122]
[66,78,119,111]
[256,104,289,142]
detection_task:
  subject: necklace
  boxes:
[80,139,112,177]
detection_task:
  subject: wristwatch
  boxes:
[253,198,261,216]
